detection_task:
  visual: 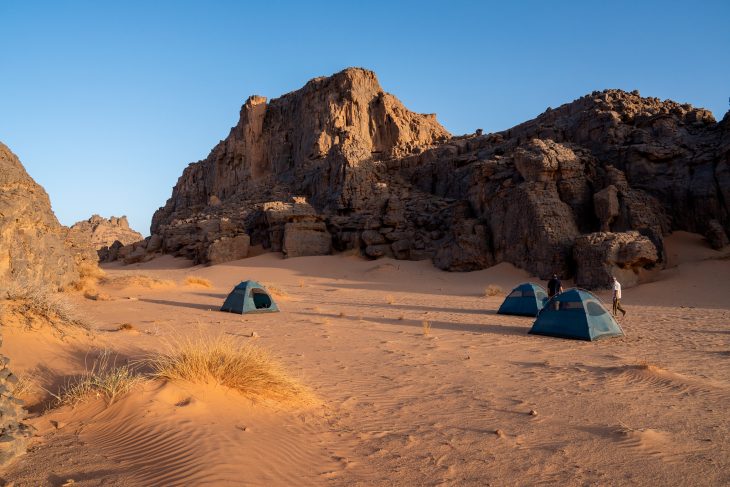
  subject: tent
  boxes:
[220,280,280,314]
[497,282,549,317]
[529,288,623,341]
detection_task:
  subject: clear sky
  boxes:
[2,1,729,235]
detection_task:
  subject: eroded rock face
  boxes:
[207,234,250,264]
[145,69,729,285]
[573,231,659,288]
[0,143,88,292]
[69,215,143,249]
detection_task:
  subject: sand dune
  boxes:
[1,232,728,486]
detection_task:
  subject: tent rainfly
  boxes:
[529,288,624,341]
[497,282,549,317]
[220,280,279,314]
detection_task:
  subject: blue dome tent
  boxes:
[529,288,623,341]
[220,280,280,314]
[497,282,549,317]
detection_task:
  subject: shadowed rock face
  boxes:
[148,69,730,287]
[0,143,90,292]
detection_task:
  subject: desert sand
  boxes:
[1,231,729,486]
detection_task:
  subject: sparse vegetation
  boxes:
[117,323,135,331]
[84,289,112,301]
[484,284,503,297]
[51,350,141,407]
[422,320,432,335]
[4,280,91,332]
[145,335,312,405]
[184,276,213,288]
[385,294,395,305]
[397,315,404,321]
[101,274,175,289]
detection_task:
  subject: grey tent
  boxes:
[220,280,279,314]
[529,288,623,341]
[497,282,548,317]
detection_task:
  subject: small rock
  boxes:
[250,331,260,338]
[529,409,538,416]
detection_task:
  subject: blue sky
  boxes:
[2,1,729,235]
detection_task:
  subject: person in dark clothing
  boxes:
[547,274,563,310]
[547,274,563,298]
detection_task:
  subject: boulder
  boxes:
[705,219,729,249]
[593,185,620,231]
[207,234,251,264]
[573,231,659,289]
[282,222,332,258]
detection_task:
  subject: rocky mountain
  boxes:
[68,215,144,262]
[146,68,730,288]
[0,143,93,292]
[69,215,143,248]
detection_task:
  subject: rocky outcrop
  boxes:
[143,69,729,287]
[69,215,143,254]
[0,335,30,466]
[0,143,90,292]
[207,234,250,264]
[573,231,660,288]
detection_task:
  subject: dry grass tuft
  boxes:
[51,350,141,407]
[484,284,504,297]
[145,335,313,405]
[337,311,345,318]
[385,294,396,305]
[69,262,106,292]
[12,374,38,399]
[297,279,305,288]
[4,281,91,332]
[184,276,212,288]
[101,274,176,289]
[117,323,135,331]
[84,289,112,301]
[397,315,404,321]
[422,320,432,335]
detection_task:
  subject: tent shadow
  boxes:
[320,300,500,316]
[297,311,528,337]
[138,298,216,311]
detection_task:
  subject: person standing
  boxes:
[612,276,627,317]
[547,273,563,298]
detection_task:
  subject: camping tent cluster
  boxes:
[217,279,622,342]
[498,283,624,341]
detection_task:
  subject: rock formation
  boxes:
[69,215,143,251]
[0,143,92,292]
[0,334,31,466]
[142,69,729,288]
[0,142,93,466]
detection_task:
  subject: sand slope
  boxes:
[1,232,728,486]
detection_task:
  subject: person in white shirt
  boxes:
[612,276,626,317]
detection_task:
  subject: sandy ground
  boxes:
[1,232,729,486]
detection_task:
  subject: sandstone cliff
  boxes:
[148,69,730,288]
[0,143,93,292]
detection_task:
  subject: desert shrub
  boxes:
[484,284,503,297]
[146,335,311,405]
[101,274,175,289]
[422,320,432,335]
[184,276,212,288]
[4,281,90,331]
[51,350,140,407]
